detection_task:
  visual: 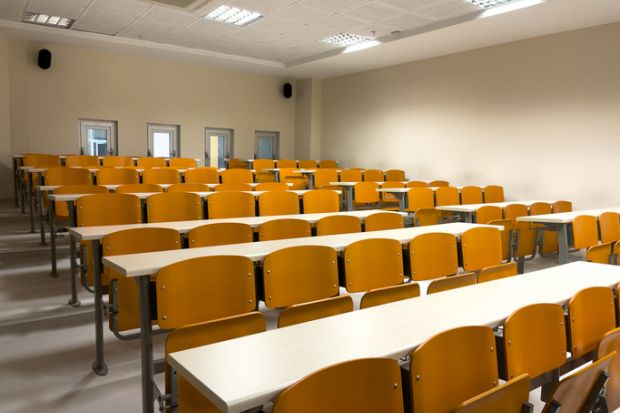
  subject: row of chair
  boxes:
[230,158,338,169]
[22,153,199,168]
[163,286,620,413]
[572,212,620,264]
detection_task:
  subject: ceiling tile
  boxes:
[343,2,404,23]
[381,12,435,30]
[272,4,332,25]
[226,0,292,15]
[0,0,27,20]
[415,0,478,20]
[375,0,440,13]
[27,0,91,19]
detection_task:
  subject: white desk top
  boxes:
[518,207,620,224]
[103,223,498,278]
[69,210,407,241]
[436,200,556,213]
[168,261,620,413]
[376,188,409,193]
[48,190,339,202]
[39,182,292,192]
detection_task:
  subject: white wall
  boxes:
[0,37,11,196]
[321,22,620,209]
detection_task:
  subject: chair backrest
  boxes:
[488,218,513,261]
[385,169,405,181]
[406,180,427,188]
[599,212,620,243]
[302,190,339,213]
[429,180,449,187]
[169,157,197,168]
[435,186,460,206]
[343,238,404,293]
[461,186,483,205]
[427,273,476,294]
[503,303,567,380]
[476,206,503,224]
[316,215,361,236]
[188,223,253,247]
[255,182,288,191]
[572,215,599,249]
[410,325,499,413]
[354,182,379,204]
[258,219,311,241]
[542,352,615,413]
[115,183,163,194]
[141,168,181,184]
[360,283,420,309]
[24,154,61,167]
[586,243,612,264]
[227,158,248,168]
[278,296,353,328]
[102,156,134,167]
[483,185,505,203]
[414,208,442,226]
[253,159,275,171]
[147,192,203,223]
[156,255,256,329]
[262,245,339,308]
[53,185,108,217]
[363,169,384,182]
[277,159,297,168]
[379,182,405,205]
[64,155,99,167]
[365,212,404,231]
[529,202,552,215]
[165,312,266,413]
[339,169,363,182]
[184,167,220,184]
[552,200,572,213]
[258,191,300,216]
[137,157,167,168]
[207,191,255,219]
[103,228,181,331]
[298,159,318,169]
[214,183,252,191]
[76,193,142,226]
[461,227,503,272]
[45,167,92,185]
[568,286,616,358]
[96,168,139,185]
[318,160,337,168]
[503,204,529,226]
[221,168,253,184]
[314,169,339,188]
[409,232,458,280]
[477,262,518,283]
[454,374,531,413]
[407,187,435,212]
[597,327,620,411]
[271,358,404,413]
[167,183,210,193]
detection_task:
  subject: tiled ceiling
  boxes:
[0,0,493,65]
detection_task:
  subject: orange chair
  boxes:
[146,192,203,223]
[276,159,297,168]
[429,180,449,187]
[599,212,620,243]
[316,215,361,236]
[360,283,420,309]
[379,181,405,207]
[353,182,379,208]
[435,186,460,206]
[258,191,300,216]
[302,190,339,214]
[461,186,483,205]
[298,160,317,169]
[207,191,255,219]
[475,206,502,224]
[64,155,100,167]
[385,169,405,181]
[409,233,458,281]
[184,168,219,184]
[483,185,505,203]
[277,296,353,328]
[339,169,363,182]
[167,183,210,193]
[318,160,337,168]
[115,183,163,194]
[101,156,134,167]
[552,200,572,213]
[314,169,339,188]
[221,169,253,184]
[365,212,404,231]
[258,219,311,241]
[188,223,253,247]
[343,238,405,292]
[529,202,557,254]
[363,169,384,182]
[255,182,288,191]
[572,215,599,250]
[169,157,197,168]
[567,287,616,358]
[406,181,428,188]
[96,168,139,185]
[461,227,503,272]
[141,168,180,184]
[137,157,166,168]
[406,187,435,213]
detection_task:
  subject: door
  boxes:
[254,131,279,160]
[205,128,233,168]
[147,124,180,158]
[79,120,117,155]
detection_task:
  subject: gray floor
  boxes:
[0,199,586,412]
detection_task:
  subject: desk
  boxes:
[168,261,620,413]
[10,155,24,208]
[376,188,409,212]
[436,200,556,223]
[102,222,497,413]
[518,207,620,264]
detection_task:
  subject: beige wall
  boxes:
[0,36,295,198]
[0,37,11,196]
[321,22,620,209]
[294,78,322,160]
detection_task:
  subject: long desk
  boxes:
[168,261,620,413]
[436,200,556,223]
[102,222,497,413]
[518,207,620,264]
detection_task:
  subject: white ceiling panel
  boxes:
[246,15,303,34]
[415,0,478,20]
[343,2,405,23]
[297,0,367,14]
[271,4,331,25]
[376,0,441,13]
[314,14,367,31]
[381,12,435,31]
[27,0,91,19]
[226,0,291,15]
[0,0,28,20]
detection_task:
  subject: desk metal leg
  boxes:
[38,189,46,245]
[91,240,108,376]
[308,175,315,190]
[137,276,155,413]
[274,171,280,182]
[346,188,353,211]
[68,201,80,307]
[12,158,18,207]
[49,201,58,277]
[20,172,25,213]
[398,194,406,213]
[557,224,569,265]
[28,173,35,233]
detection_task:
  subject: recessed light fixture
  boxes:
[463,0,513,8]
[204,5,262,26]
[23,12,73,28]
[322,33,373,47]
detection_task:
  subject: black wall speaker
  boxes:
[38,49,52,70]
[282,82,293,99]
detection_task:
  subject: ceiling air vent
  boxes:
[145,0,215,11]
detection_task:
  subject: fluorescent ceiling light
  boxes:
[463,0,513,8]
[322,33,373,48]
[479,0,545,17]
[343,40,381,54]
[23,12,73,28]
[204,5,262,26]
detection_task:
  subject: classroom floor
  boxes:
[0,199,590,413]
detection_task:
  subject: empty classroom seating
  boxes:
[302,190,339,213]
[353,182,379,208]
[96,168,139,185]
[572,215,599,249]
[477,262,518,283]
[385,169,405,181]
[280,168,307,189]
[434,186,460,206]
[597,327,620,411]
[364,212,404,231]
[461,186,483,204]
[188,223,253,247]
[454,374,532,413]
[64,155,99,167]
[406,187,435,213]
[277,159,297,168]
[271,358,404,413]
[258,191,300,216]
[115,183,163,193]
[483,185,505,203]
[426,273,476,294]
[262,246,339,308]
[406,180,427,188]
[137,157,167,168]
[429,180,449,187]
[214,183,252,191]
[101,156,134,167]
[379,181,404,207]
[360,283,420,309]
[414,208,442,226]
[363,169,384,182]
[552,200,572,213]
[255,182,288,191]
[567,287,616,358]
[141,168,180,184]
[146,192,202,222]
[221,168,253,184]
[184,168,219,184]
[277,296,353,328]
[253,159,275,171]
[168,157,197,168]
[258,219,311,241]
[207,191,255,219]
[343,239,405,293]
[529,202,557,254]
[599,211,620,243]
[166,183,210,192]
[475,205,502,224]
[318,160,337,168]
[24,153,61,167]
[314,169,339,188]
[53,185,108,218]
[339,169,363,182]
[45,166,92,186]
[316,215,361,236]
[409,233,458,280]
[298,159,317,169]
[461,227,503,272]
